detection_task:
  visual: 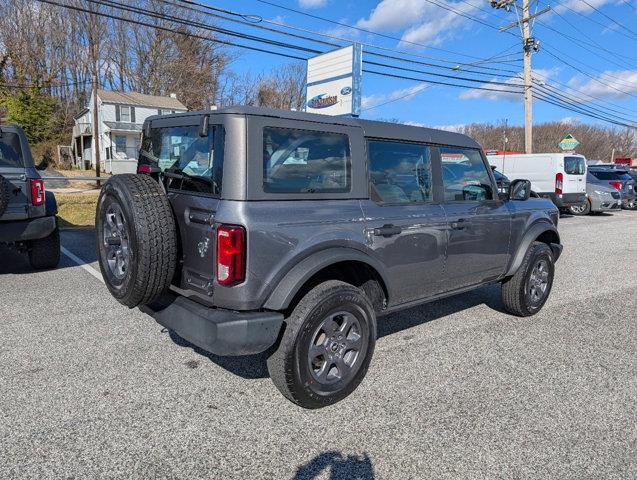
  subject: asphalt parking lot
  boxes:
[1,212,636,479]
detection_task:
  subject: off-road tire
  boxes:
[501,241,554,317]
[96,174,177,308]
[28,220,60,269]
[569,201,590,216]
[0,174,10,217]
[267,280,377,409]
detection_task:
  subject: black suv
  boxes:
[95,107,562,408]
[0,125,60,269]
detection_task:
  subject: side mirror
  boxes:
[35,158,49,171]
[509,179,532,201]
[199,115,209,137]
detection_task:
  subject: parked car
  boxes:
[490,166,511,194]
[0,124,60,269]
[588,165,637,209]
[487,152,587,211]
[96,107,563,409]
[569,173,621,215]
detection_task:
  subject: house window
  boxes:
[158,109,175,116]
[114,135,127,154]
[120,106,131,122]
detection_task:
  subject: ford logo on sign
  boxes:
[340,86,352,96]
[307,93,338,109]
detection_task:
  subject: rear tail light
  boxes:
[555,172,563,195]
[216,225,246,286]
[609,181,623,190]
[30,179,45,206]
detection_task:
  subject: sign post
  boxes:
[306,44,362,117]
[558,134,579,151]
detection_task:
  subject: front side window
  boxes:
[441,147,493,202]
[368,140,433,204]
[564,156,586,175]
[263,127,351,194]
[139,124,223,195]
[0,132,23,168]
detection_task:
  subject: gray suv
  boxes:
[0,124,60,269]
[96,107,562,408]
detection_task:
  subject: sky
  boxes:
[207,0,637,130]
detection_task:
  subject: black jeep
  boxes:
[0,124,60,269]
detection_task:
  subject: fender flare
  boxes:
[263,247,390,311]
[45,191,58,216]
[505,221,561,277]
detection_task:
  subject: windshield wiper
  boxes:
[163,168,219,193]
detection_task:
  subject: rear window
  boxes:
[139,124,223,195]
[564,156,586,175]
[590,170,627,181]
[0,132,24,168]
[263,127,351,194]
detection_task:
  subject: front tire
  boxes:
[569,201,590,215]
[96,174,177,308]
[501,241,555,317]
[28,220,60,269]
[267,280,377,409]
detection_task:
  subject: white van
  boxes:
[487,153,587,210]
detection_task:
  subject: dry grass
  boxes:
[55,193,98,229]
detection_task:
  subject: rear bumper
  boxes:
[537,192,587,209]
[141,293,284,356]
[0,215,56,243]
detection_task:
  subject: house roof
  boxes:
[104,121,143,133]
[97,89,187,110]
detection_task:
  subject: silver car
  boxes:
[570,173,622,215]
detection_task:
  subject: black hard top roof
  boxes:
[145,106,481,149]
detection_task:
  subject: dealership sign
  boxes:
[559,134,579,151]
[306,44,362,117]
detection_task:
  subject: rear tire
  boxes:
[96,174,177,308]
[28,220,60,269]
[501,241,555,317]
[267,280,376,409]
[569,201,590,216]
[0,174,10,217]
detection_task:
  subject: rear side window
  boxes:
[367,140,433,204]
[263,127,351,194]
[0,133,24,168]
[139,124,223,195]
[564,156,586,175]
[441,147,493,202]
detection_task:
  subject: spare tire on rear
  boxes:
[0,174,10,217]
[96,174,177,308]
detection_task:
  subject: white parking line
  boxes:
[60,246,104,284]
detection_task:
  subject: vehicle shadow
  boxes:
[292,451,375,480]
[164,283,504,380]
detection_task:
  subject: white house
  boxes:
[71,89,187,174]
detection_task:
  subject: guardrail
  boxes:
[41,176,105,181]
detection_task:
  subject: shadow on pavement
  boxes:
[293,451,374,480]
[162,283,504,380]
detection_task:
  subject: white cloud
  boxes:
[299,0,327,8]
[555,0,616,14]
[356,0,483,46]
[362,83,428,109]
[568,70,637,98]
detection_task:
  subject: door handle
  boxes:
[450,218,467,230]
[373,224,402,237]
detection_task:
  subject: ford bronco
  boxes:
[96,107,562,409]
[0,124,60,269]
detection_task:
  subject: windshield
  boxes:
[0,132,24,168]
[139,124,223,195]
[564,156,586,175]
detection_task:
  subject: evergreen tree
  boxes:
[0,82,57,144]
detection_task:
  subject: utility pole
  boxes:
[92,71,101,185]
[492,0,550,154]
